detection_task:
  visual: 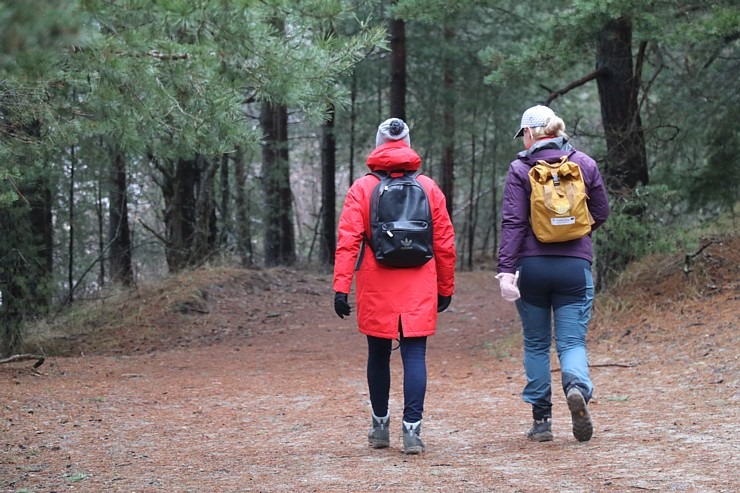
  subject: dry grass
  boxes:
[19,266,264,356]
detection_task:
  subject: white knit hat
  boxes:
[514,105,556,138]
[375,118,410,147]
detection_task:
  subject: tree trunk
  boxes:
[389,7,406,120]
[95,159,106,288]
[466,133,476,271]
[108,151,134,285]
[596,17,649,192]
[260,100,295,267]
[161,157,197,272]
[320,104,336,266]
[191,155,219,266]
[67,144,76,301]
[233,146,253,267]
[441,26,455,216]
[219,153,230,249]
[595,17,650,289]
[349,72,357,184]
[0,179,53,356]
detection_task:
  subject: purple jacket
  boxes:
[496,137,610,274]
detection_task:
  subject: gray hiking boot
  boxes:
[368,412,390,448]
[402,420,425,454]
[567,387,593,442]
[526,418,553,442]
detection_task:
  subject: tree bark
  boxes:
[466,133,476,271]
[320,104,336,266]
[389,5,406,120]
[191,155,219,266]
[95,152,106,287]
[596,17,649,192]
[219,153,230,249]
[161,157,197,272]
[233,146,253,267]
[441,26,455,216]
[0,178,53,356]
[108,151,134,285]
[260,100,296,267]
[349,73,357,184]
[0,118,54,353]
[68,144,76,301]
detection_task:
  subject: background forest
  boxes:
[0,0,737,356]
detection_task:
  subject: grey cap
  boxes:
[514,105,556,138]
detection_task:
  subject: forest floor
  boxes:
[1,235,738,493]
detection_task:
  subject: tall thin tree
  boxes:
[389,2,406,120]
[440,25,456,216]
[108,150,133,285]
[320,104,337,266]
[260,100,296,267]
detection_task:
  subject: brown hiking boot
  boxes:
[567,388,593,442]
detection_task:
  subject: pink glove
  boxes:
[495,272,520,301]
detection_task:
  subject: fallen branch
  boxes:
[553,362,636,373]
[684,240,718,274]
[0,353,45,368]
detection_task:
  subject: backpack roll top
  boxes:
[528,156,594,243]
[368,171,434,268]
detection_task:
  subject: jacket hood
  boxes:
[517,136,574,166]
[366,141,422,172]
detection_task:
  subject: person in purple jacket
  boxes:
[495,105,610,442]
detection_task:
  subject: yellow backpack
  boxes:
[528,155,594,243]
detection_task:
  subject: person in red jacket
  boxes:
[333,118,456,454]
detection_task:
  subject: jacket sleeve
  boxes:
[429,184,456,296]
[333,181,368,294]
[583,159,610,231]
[497,162,530,274]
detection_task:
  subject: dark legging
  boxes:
[367,329,427,423]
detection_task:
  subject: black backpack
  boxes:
[366,170,434,268]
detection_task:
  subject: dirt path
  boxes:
[1,266,738,492]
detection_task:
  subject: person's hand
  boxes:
[334,292,351,318]
[495,272,520,301]
[437,294,452,313]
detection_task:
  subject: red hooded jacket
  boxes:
[333,141,456,339]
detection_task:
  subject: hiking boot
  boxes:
[526,418,553,442]
[567,387,593,442]
[368,412,390,448]
[402,420,425,454]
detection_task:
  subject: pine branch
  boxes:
[543,67,609,105]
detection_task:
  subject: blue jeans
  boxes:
[515,256,594,420]
[367,329,427,423]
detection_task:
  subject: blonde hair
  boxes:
[528,115,568,140]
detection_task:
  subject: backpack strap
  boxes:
[367,170,386,180]
[367,169,420,179]
[354,239,366,271]
[358,171,386,268]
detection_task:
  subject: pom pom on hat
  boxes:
[376,118,410,147]
[514,105,556,138]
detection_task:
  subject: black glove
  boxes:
[437,294,452,313]
[334,292,351,319]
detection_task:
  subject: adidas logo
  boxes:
[400,237,413,249]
